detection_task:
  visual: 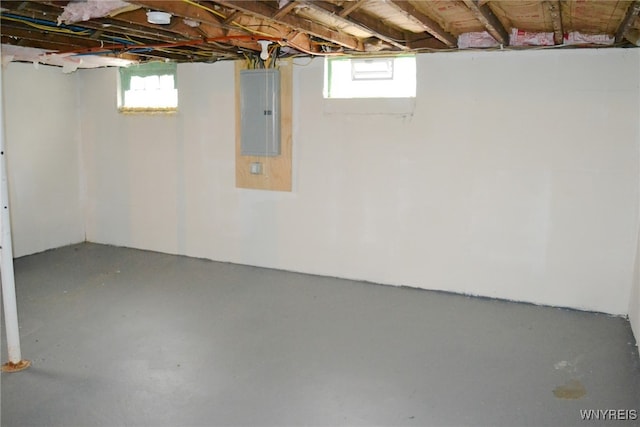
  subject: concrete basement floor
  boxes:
[1,243,639,427]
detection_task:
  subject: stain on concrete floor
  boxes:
[553,379,587,399]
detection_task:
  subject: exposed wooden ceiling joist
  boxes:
[106,8,204,40]
[130,0,319,53]
[1,34,192,62]
[9,2,195,46]
[187,16,280,54]
[221,10,242,25]
[301,1,409,51]
[546,1,564,45]
[0,24,100,49]
[615,0,640,42]
[128,0,225,27]
[1,0,639,65]
[1,34,76,51]
[387,0,457,48]
[405,33,449,50]
[463,0,510,46]
[339,0,367,18]
[210,0,364,51]
[11,1,240,60]
[272,1,299,20]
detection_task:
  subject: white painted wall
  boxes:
[631,231,640,347]
[3,63,84,257]
[630,49,640,347]
[79,49,639,315]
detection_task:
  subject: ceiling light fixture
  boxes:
[146,11,171,25]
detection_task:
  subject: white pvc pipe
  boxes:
[0,57,23,365]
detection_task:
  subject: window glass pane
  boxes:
[129,76,145,90]
[159,74,174,90]
[145,75,160,90]
[324,56,416,99]
[118,62,177,111]
[351,58,394,80]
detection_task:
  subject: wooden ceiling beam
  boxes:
[16,2,30,11]
[272,1,299,20]
[128,1,226,27]
[301,1,408,50]
[210,0,364,50]
[125,51,195,61]
[0,24,100,49]
[26,0,68,7]
[90,30,104,40]
[219,13,318,54]
[191,20,261,51]
[0,13,164,53]
[7,0,632,61]
[126,0,268,53]
[129,0,319,54]
[462,0,509,46]
[0,12,91,38]
[3,0,357,56]
[106,9,203,40]
[545,1,563,45]
[222,10,243,25]
[217,6,318,54]
[387,0,457,47]
[615,0,640,43]
[91,21,193,44]
[10,1,63,15]
[339,0,367,18]
[4,3,194,46]
[2,4,232,61]
[2,35,52,50]
[405,33,448,50]
[68,21,199,49]
[1,35,83,52]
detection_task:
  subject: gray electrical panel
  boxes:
[240,69,281,157]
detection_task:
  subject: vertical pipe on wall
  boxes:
[0,58,30,372]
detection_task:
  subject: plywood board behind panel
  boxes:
[235,59,292,191]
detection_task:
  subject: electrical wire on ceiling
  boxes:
[0,13,144,48]
[177,0,349,57]
[244,43,281,69]
[1,14,91,36]
[0,3,348,62]
[43,35,284,57]
[181,0,275,38]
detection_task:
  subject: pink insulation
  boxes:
[57,0,134,25]
[563,31,614,45]
[458,32,500,49]
[459,29,614,48]
[510,29,554,46]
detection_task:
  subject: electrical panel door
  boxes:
[240,69,281,157]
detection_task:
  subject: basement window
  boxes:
[323,55,416,99]
[118,62,178,112]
